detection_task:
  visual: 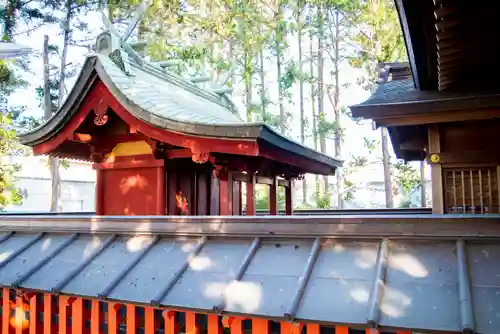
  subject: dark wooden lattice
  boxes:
[444,166,500,214]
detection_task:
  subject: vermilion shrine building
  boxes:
[20,30,340,217]
[0,1,498,334]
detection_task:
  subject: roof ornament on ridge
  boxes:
[96,1,236,102]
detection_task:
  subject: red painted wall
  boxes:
[100,166,162,216]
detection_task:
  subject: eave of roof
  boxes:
[350,78,500,120]
[0,214,499,333]
[19,56,341,173]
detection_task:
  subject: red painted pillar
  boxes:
[269,177,278,215]
[156,164,166,215]
[285,178,293,215]
[246,173,256,215]
[219,170,232,215]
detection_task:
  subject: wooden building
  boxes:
[19,29,340,218]
[351,1,500,215]
[0,2,498,334]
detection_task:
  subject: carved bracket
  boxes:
[93,99,109,126]
[192,151,210,164]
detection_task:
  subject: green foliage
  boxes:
[255,184,285,210]
[394,161,419,193]
[315,182,331,208]
[347,0,407,89]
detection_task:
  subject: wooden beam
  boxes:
[428,125,444,214]
[427,150,500,165]
[219,171,232,216]
[285,178,293,215]
[374,108,500,128]
[269,177,278,215]
[246,173,256,215]
[232,172,290,187]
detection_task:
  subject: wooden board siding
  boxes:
[99,163,164,215]
[165,168,240,216]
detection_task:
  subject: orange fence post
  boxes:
[281,322,303,334]
[14,294,27,334]
[90,300,102,334]
[163,310,178,334]
[3,288,14,334]
[185,312,199,334]
[144,307,157,334]
[71,297,86,334]
[58,296,71,334]
[29,294,41,334]
[252,319,269,334]
[336,326,349,334]
[365,329,380,334]
[43,294,55,334]
[107,302,122,334]
[207,315,220,334]
[126,304,137,334]
[306,324,320,334]
[222,316,243,334]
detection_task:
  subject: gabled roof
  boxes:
[19,48,341,174]
[0,214,499,333]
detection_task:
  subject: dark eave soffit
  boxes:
[394,0,438,91]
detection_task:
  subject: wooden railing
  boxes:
[3,290,412,334]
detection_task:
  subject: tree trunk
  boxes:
[297,6,307,205]
[259,50,266,120]
[309,22,319,201]
[276,41,286,134]
[381,127,393,208]
[244,50,253,122]
[2,0,17,42]
[316,5,328,196]
[420,161,427,207]
[51,1,72,212]
[332,11,343,209]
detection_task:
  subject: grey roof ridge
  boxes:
[123,55,242,118]
[19,55,341,170]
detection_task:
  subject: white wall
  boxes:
[4,156,96,212]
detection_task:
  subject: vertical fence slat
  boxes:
[479,170,484,213]
[144,307,156,334]
[29,294,41,334]
[43,294,54,334]
[470,170,475,213]
[335,326,349,334]
[90,300,102,334]
[58,296,70,334]
[281,322,302,334]
[488,169,493,212]
[163,311,177,334]
[107,302,121,334]
[14,294,25,334]
[452,170,457,211]
[461,170,466,213]
[252,319,269,334]
[126,304,136,334]
[306,324,320,334]
[185,312,199,334]
[223,317,242,334]
[71,297,85,334]
[3,288,14,334]
[207,315,219,334]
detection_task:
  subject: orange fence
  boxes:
[1,288,412,334]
